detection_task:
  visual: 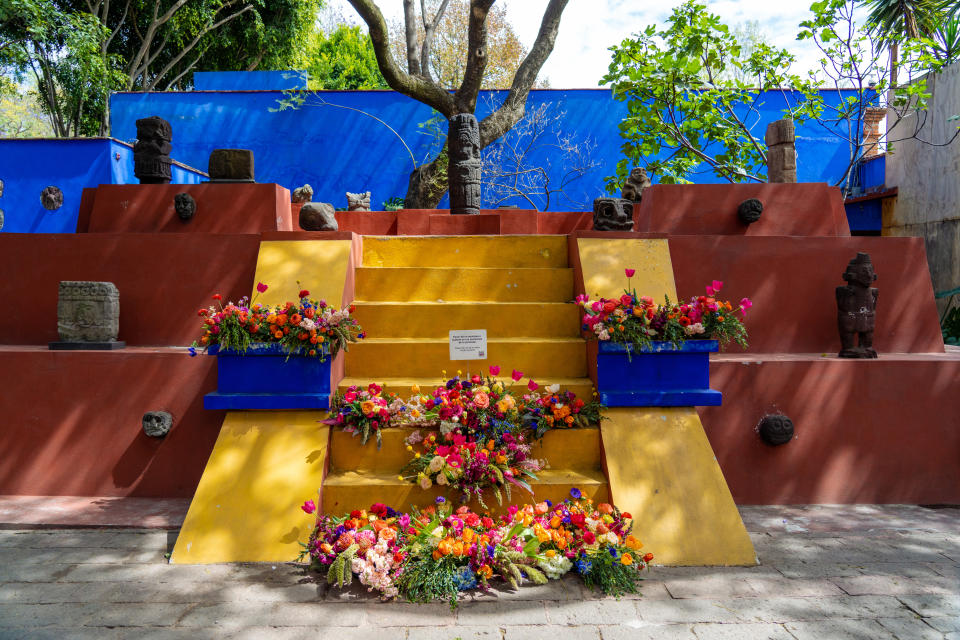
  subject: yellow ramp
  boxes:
[170,411,329,564]
[252,240,353,307]
[577,237,676,301]
[601,408,757,566]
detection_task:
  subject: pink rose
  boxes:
[473,392,490,408]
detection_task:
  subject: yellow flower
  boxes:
[360,400,376,415]
[411,384,420,394]
[544,549,556,558]
[621,553,633,565]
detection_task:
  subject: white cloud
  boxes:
[323,0,837,88]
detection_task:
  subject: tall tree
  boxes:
[345,0,568,208]
[307,24,389,89]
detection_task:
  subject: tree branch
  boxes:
[454,0,494,113]
[403,0,421,75]
[419,0,451,82]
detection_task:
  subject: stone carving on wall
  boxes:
[737,198,763,225]
[41,186,63,211]
[0,178,4,197]
[300,202,338,231]
[174,193,196,221]
[765,119,797,183]
[54,281,122,345]
[208,149,255,182]
[758,414,795,446]
[836,252,879,358]
[621,167,651,202]
[142,411,173,438]
[133,116,172,184]
[592,197,634,231]
[448,113,481,215]
[0,208,4,231]
[346,191,371,211]
[292,184,313,203]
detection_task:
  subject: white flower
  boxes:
[546,384,560,394]
[299,317,316,331]
[436,473,448,486]
[428,456,445,473]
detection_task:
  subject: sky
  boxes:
[322,0,836,88]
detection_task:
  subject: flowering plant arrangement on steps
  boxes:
[298,489,652,607]
[191,283,364,360]
[579,271,751,352]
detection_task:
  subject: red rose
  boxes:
[299,289,310,299]
[570,513,586,527]
[583,531,596,544]
[481,517,494,529]
[350,510,362,519]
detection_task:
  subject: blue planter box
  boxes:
[203,343,331,410]
[596,340,722,407]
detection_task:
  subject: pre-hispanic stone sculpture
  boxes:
[41,186,63,211]
[836,252,879,358]
[142,411,173,438]
[758,414,795,446]
[448,114,481,215]
[765,119,797,183]
[208,149,255,182]
[346,191,371,211]
[174,193,196,221]
[299,202,338,231]
[51,281,124,349]
[737,198,763,225]
[292,184,313,204]
[133,116,172,184]
[621,167,651,202]
[592,197,634,231]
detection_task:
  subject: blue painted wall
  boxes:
[110,88,858,211]
[843,154,886,234]
[0,138,205,233]
[193,70,308,91]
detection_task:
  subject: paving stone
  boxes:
[482,575,583,601]
[81,602,195,627]
[664,575,758,599]
[505,625,600,640]
[362,602,456,626]
[855,562,949,579]
[634,599,742,624]
[745,577,844,597]
[691,622,794,639]
[772,563,864,579]
[177,602,368,628]
[597,622,696,639]
[455,601,549,626]
[899,595,960,618]
[409,626,502,640]
[925,617,960,633]
[543,599,639,625]
[0,627,120,640]
[0,581,115,603]
[784,619,899,639]
[731,595,912,623]
[0,603,97,628]
[876,616,948,639]
[833,575,958,596]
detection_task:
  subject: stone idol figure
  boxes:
[133,116,172,184]
[448,113,481,215]
[836,252,879,358]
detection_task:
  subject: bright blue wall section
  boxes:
[193,70,308,91]
[109,88,856,211]
[0,138,204,233]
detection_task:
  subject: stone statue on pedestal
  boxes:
[448,114,481,215]
[134,116,172,184]
[836,252,879,358]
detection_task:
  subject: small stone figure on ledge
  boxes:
[621,167,651,202]
[133,116,173,184]
[836,252,879,358]
[448,113,481,215]
[346,191,371,211]
[592,197,634,231]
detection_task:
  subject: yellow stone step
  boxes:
[354,267,574,303]
[344,337,588,379]
[337,376,596,401]
[322,468,609,515]
[361,235,569,268]
[328,425,604,474]
[350,301,582,338]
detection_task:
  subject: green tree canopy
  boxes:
[307,24,388,90]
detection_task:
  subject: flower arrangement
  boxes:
[579,271,751,352]
[298,488,652,607]
[191,282,364,361]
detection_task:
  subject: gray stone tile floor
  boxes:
[0,504,958,639]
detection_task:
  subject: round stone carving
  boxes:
[737,198,763,224]
[758,414,794,446]
[142,411,173,438]
[174,193,196,221]
[41,186,64,211]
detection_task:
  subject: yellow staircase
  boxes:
[325,235,607,513]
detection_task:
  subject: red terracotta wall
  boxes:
[701,357,960,504]
[669,236,944,353]
[0,349,222,497]
[0,233,261,345]
[86,184,292,233]
[639,183,850,236]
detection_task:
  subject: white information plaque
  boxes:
[449,330,487,360]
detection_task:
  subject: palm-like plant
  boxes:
[932,5,960,63]
[861,0,951,89]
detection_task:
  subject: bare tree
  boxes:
[345,0,569,208]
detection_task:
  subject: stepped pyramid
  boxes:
[324,235,609,513]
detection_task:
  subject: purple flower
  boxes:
[570,488,582,500]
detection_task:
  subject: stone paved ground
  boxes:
[0,505,958,639]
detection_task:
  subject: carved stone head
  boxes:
[758,414,795,446]
[292,184,313,204]
[174,193,196,221]
[134,116,173,184]
[621,167,651,202]
[737,198,763,225]
[592,197,634,231]
[41,186,64,211]
[346,191,371,211]
[842,252,877,288]
[142,411,173,438]
[450,113,480,163]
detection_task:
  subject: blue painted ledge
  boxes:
[203,343,331,410]
[596,340,722,407]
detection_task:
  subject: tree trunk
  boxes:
[404,146,448,208]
